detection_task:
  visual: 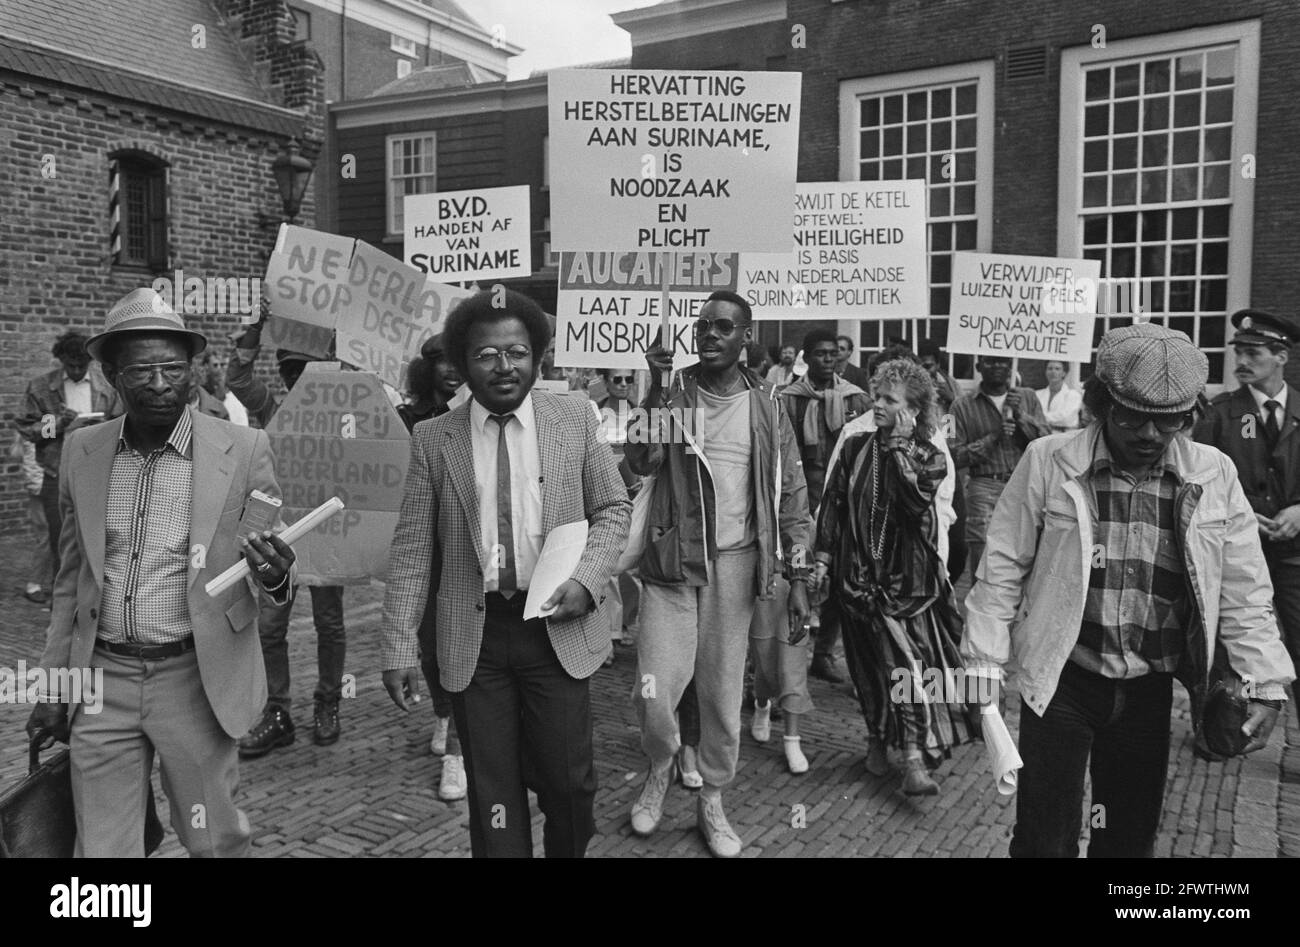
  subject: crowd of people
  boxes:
[16,284,1299,860]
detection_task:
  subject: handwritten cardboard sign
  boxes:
[264,225,358,329]
[547,69,801,253]
[554,252,739,370]
[736,181,929,319]
[264,363,409,584]
[946,252,1101,362]
[404,185,531,283]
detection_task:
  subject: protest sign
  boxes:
[265,314,333,360]
[264,364,409,584]
[404,185,531,283]
[547,69,801,253]
[946,251,1101,362]
[335,239,472,390]
[736,181,929,318]
[264,225,358,329]
[555,252,737,370]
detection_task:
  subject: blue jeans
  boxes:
[259,585,347,711]
[1011,660,1173,858]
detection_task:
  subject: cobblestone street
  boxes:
[0,528,1289,858]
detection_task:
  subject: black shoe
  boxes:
[810,654,846,684]
[313,700,340,746]
[238,706,295,758]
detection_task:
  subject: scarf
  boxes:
[784,373,866,448]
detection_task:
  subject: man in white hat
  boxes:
[25,288,295,857]
[963,323,1294,858]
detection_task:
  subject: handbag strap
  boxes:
[28,729,54,774]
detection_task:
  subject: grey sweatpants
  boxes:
[634,548,758,789]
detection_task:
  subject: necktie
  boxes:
[1264,400,1281,449]
[489,414,517,595]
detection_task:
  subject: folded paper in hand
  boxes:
[524,521,589,620]
[980,704,1023,795]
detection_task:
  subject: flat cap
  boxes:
[1095,322,1207,413]
[1230,308,1300,348]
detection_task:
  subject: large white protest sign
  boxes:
[946,251,1101,362]
[547,69,801,253]
[404,185,530,283]
[737,181,928,318]
[555,252,739,370]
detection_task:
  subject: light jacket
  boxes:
[963,425,1294,723]
[624,365,811,595]
[18,367,122,476]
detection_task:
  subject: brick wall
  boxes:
[0,93,317,534]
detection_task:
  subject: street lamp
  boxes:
[258,139,314,229]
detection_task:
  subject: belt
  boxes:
[95,636,195,660]
[971,471,1014,483]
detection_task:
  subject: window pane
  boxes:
[1083,215,1108,245]
[883,126,903,154]
[1083,176,1107,207]
[1202,205,1230,238]
[1204,48,1235,86]
[932,120,952,150]
[907,90,927,120]
[907,122,926,154]
[1201,241,1228,274]
[861,130,880,159]
[883,94,904,124]
[1112,173,1136,205]
[1086,68,1110,101]
[1143,59,1171,94]
[1114,64,1140,98]
[954,220,978,248]
[1175,53,1204,89]
[1112,137,1138,169]
[1173,93,1200,127]
[1140,170,1166,203]
[1143,96,1170,131]
[954,83,976,115]
[1203,126,1232,161]
[1085,105,1109,137]
[955,117,976,148]
[861,98,881,127]
[1112,212,1137,244]
[1205,88,1233,124]
[930,222,952,251]
[1084,140,1108,172]
[1171,166,1198,201]
[1141,132,1168,167]
[953,184,975,215]
[859,161,880,181]
[931,87,951,118]
[1201,163,1230,199]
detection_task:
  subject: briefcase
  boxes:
[0,729,165,857]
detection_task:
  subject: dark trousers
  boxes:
[417,594,460,755]
[260,584,347,711]
[41,472,61,584]
[815,597,841,659]
[451,593,597,858]
[1265,549,1300,670]
[1011,660,1173,858]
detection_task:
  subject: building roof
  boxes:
[528,57,632,78]
[369,61,499,96]
[0,0,307,135]
[406,0,482,30]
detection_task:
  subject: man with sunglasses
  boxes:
[627,290,811,857]
[25,288,294,856]
[1195,310,1300,669]
[963,323,1294,857]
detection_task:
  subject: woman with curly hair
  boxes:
[813,358,980,795]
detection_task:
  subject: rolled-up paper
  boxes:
[204,496,346,597]
[980,703,1023,795]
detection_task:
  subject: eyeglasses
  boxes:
[470,345,532,368]
[1111,405,1191,434]
[694,317,743,336]
[609,375,634,384]
[118,361,191,388]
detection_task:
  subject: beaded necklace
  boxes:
[867,435,892,560]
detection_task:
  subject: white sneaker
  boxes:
[750,700,772,743]
[631,761,673,836]
[697,792,742,858]
[678,747,704,790]
[783,735,809,774]
[429,715,450,756]
[438,754,467,801]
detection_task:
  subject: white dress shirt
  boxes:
[63,374,92,415]
[470,392,544,592]
[1035,385,1082,430]
[1249,383,1288,431]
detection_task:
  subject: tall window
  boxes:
[840,63,994,378]
[1060,23,1259,388]
[397,59,412,79]
[386,133,437,236]
[111,152,168,270]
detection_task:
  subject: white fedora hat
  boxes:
[86,288,208,363]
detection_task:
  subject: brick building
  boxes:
[620,0,1299,393]
[0,0,325,532]
[286,0,516,231]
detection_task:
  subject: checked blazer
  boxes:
[381,389,631,691]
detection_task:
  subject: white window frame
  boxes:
[386,132,437,238]
[391,33,417,57]
[1058,21,1260,394]
[838,61,996,378]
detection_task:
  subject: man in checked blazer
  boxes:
[382,288,631,858]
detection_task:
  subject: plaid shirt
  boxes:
[950,387,1051,478]
[99,410,194,644]
[1070,436,1188,678]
